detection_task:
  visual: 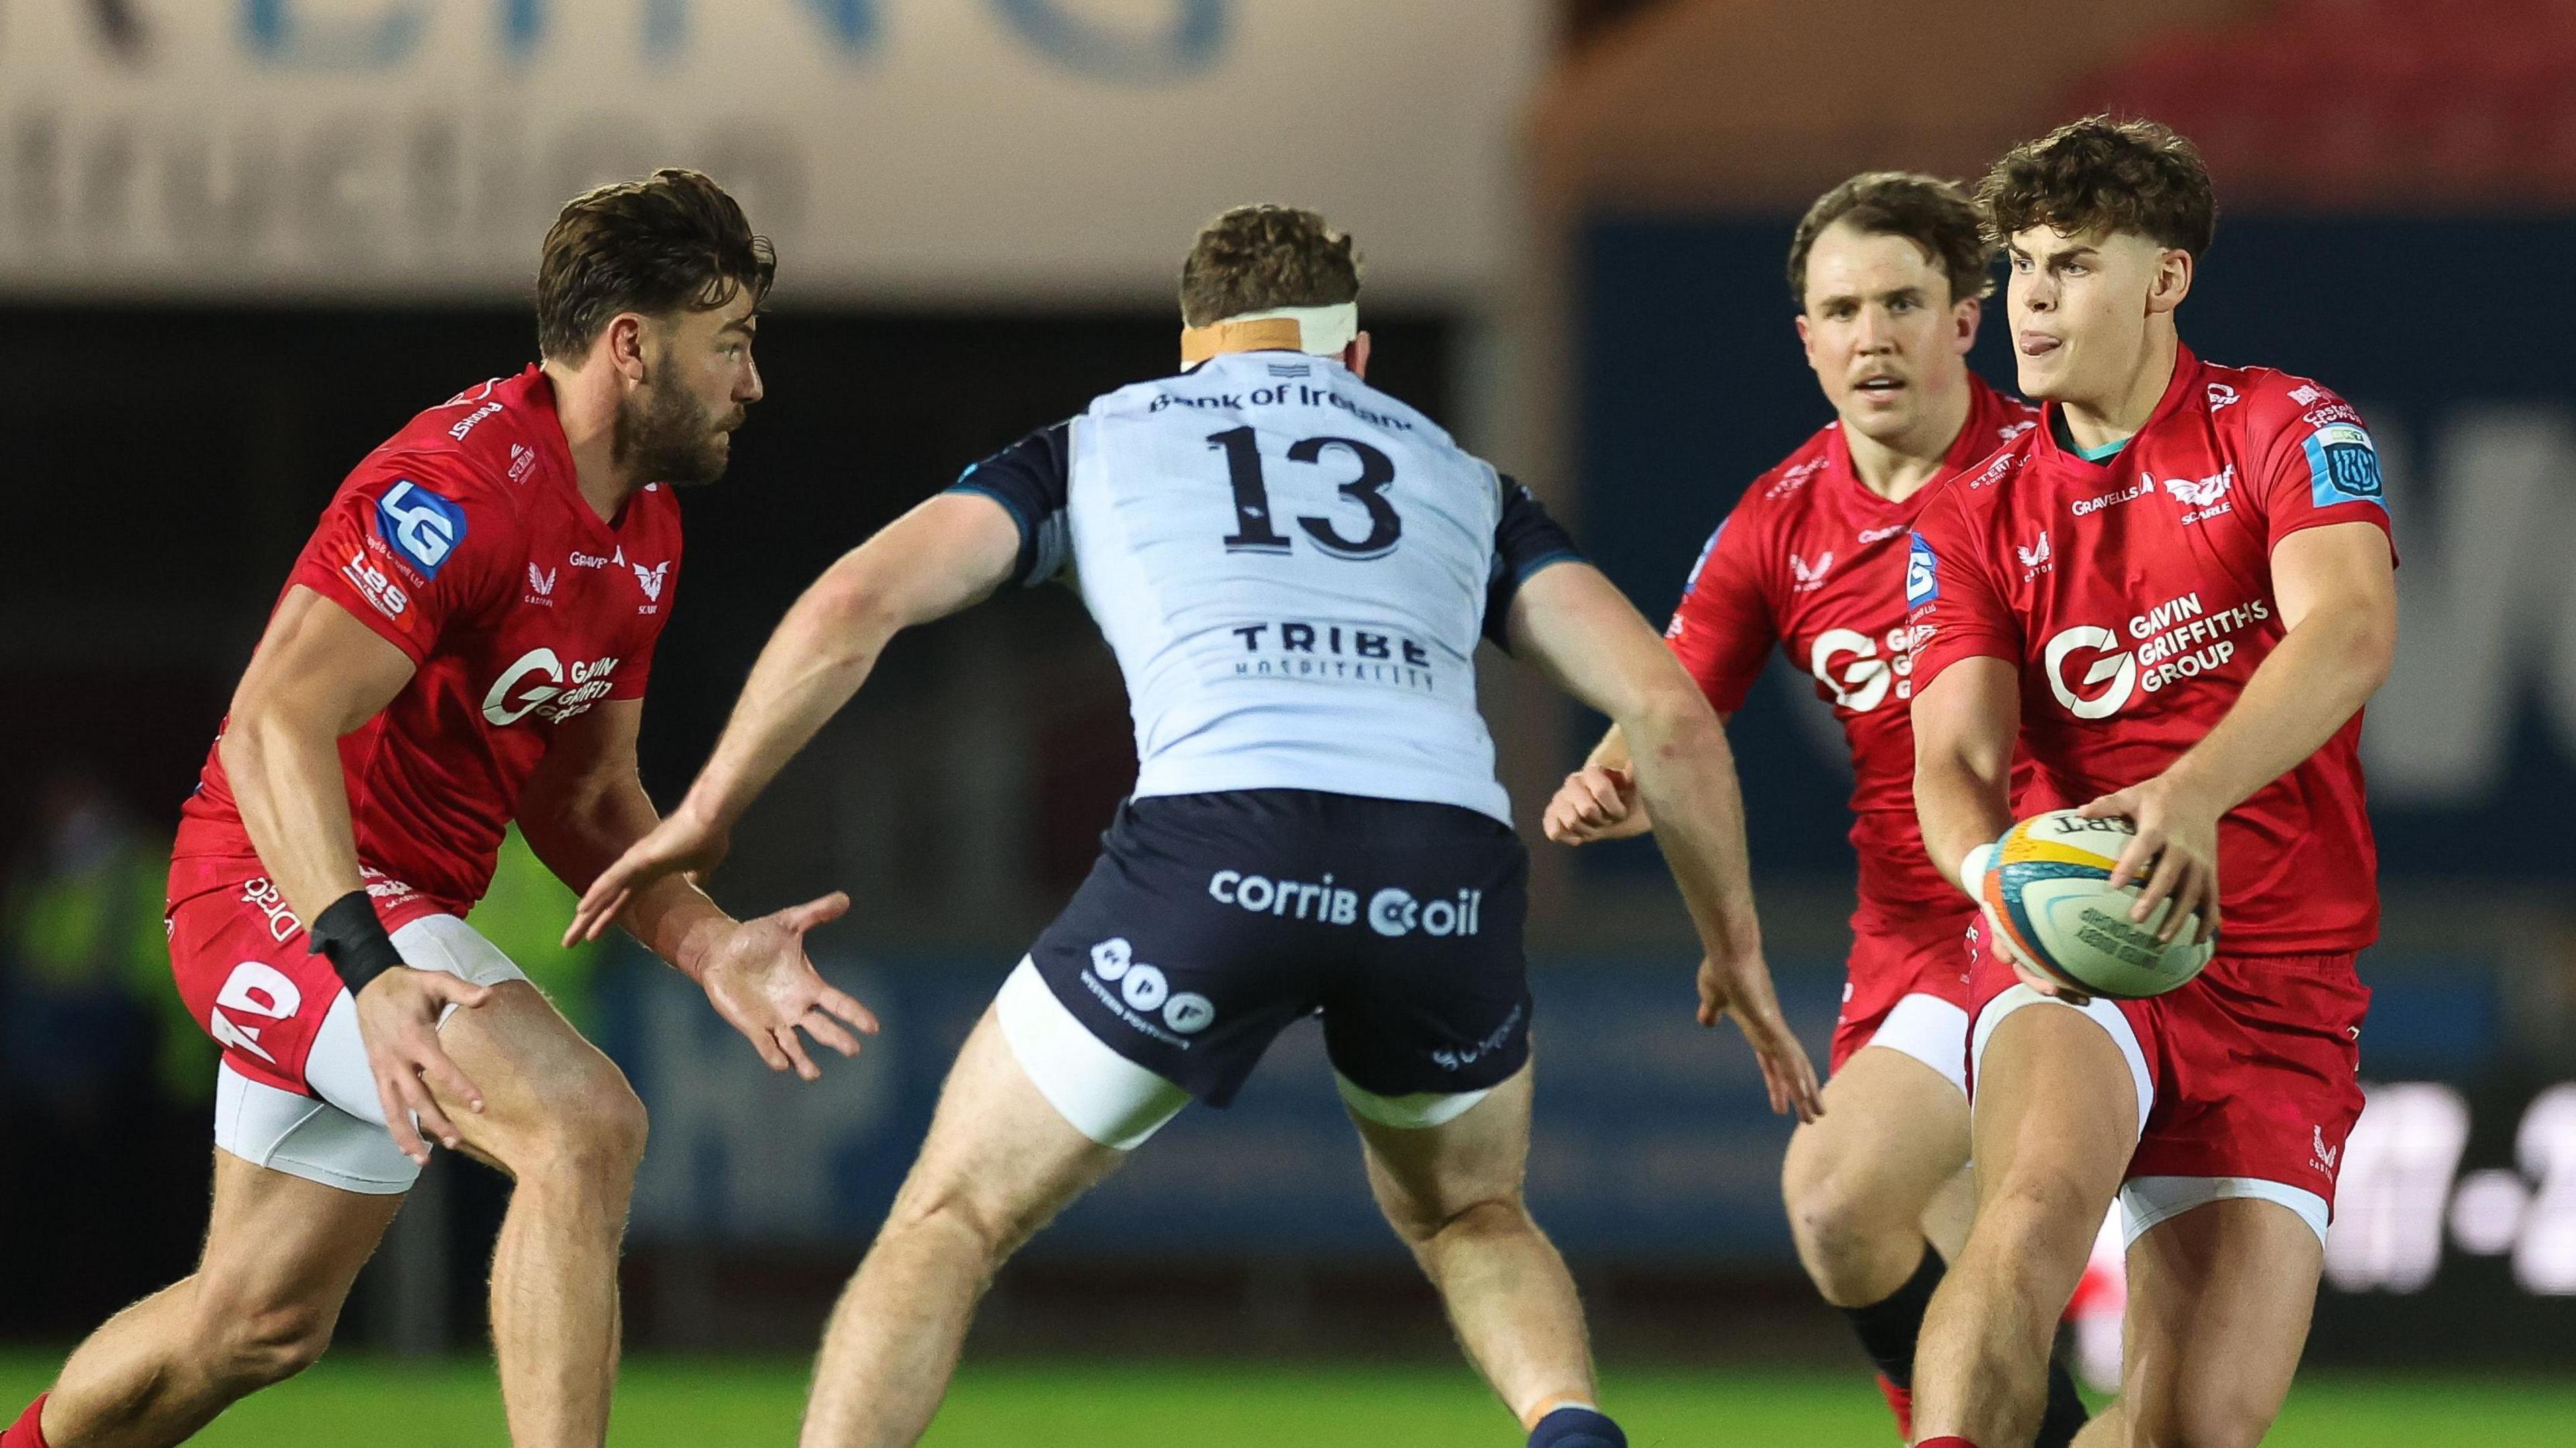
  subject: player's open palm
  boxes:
[566,807,731,946]
[1695,951,1824,1123]
[2081,773,2223,946]
[1542,764,1651,844]
[354,966,493,1164]
[696,892,881,1080]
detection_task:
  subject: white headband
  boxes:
[1179,301,1359,363]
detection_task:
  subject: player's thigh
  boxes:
[1970,998,2140,1221]
[1350,1061,1534,1239]
[1782,1044,1970,1227]
[886,1005,1129,1255]
[382,920,639,1166]
[2117,1196,2324,1448]
[193,1146,405,1341]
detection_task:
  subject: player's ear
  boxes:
[1951,295,1981,355]
[1342,331,1371,380]
[1794,311,1817,368]
[604,313,651,383]
[2148,249,2193,317]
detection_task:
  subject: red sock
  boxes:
[2,1394,50,1448]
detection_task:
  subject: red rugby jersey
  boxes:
[1665,376,2039,929]
[1906,347,2394,954]
[176,367,684,911]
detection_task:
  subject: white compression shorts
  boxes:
[212,914,528,1194]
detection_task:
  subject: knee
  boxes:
[881,1176,1026,1266]
[2125,1388,2278,1448]
[204,1299,335,1390]
[517,1070,649,1188]
[1782,1158,1904,1266]
[1382,1190,1531,1254]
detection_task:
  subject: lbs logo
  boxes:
[1087,938,1216,1038]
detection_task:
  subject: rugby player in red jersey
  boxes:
[1544,174,2084,1445]
[1903,119,2397,1448]
[4,171,873,1448]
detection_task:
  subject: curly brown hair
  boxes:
[1178,205,1361,328]
[1786,172,1994,309]
[1977,115,2216,259]
[535,168,775,360]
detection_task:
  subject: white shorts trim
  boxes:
[211,914,529,1195]
[1862,992,1970,1097]
[1970,983,2154,1141]
[995,958,1191,1151]
[1334,1074,1494,1130]
[2122,1174,2332,1249]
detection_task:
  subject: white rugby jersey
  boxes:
[948,351,1580,823]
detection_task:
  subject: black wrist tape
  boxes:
[308,889,404,997]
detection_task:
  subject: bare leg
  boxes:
[1780,1046,1971,1306]
[2113,1199,2323,1447]
[434,981,649,1448]
[1912,1004,2137,1447]
[38,1150,402,1448]
[1348,1065,1595,1427]
[800,1009,1126,1448]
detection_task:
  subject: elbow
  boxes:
[1625,681,1725,761]
[2353,613,2398,699]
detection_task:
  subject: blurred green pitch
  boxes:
[5,1355,2571,1445]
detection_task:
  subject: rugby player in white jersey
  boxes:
[572,206,1822,1447]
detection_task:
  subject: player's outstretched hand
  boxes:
[2080,775,2222,946]
[353,967,492,1165]
[694,892,881,1081]
[565,807,731,946]
[1542,765,1651,845]
[1695,950,1823,1123]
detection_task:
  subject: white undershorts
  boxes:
[1970,983,2331,1248]
[212,914,528,1194]
[1862,991,1971,1097]
[994,957,1497,1149]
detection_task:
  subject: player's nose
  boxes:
[737,355,765,405]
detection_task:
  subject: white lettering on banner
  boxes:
[0,1,1543,302]
[2325,1080,2576,1298]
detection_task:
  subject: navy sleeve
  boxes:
[945,420,1073,588]
[1483,477,1585,650]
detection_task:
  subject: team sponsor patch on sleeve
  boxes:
[1905,531,1939,608]
[374,480,470,579]
[2302,423,2385,510]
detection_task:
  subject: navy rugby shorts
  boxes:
[1026,789,1532,1108]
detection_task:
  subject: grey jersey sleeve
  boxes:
[1483,478,1585,650]
[945,420,1074,588]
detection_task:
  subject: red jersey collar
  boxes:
[2033,342,2201,472]
[504,364,656,537]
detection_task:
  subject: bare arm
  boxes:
[1505,563,1819,1119]
[518,701,735,972]
[524,701,879,1078]
[1909,656,2023,896]
[2080,520,2397,940]
[219,586,492,1160]
[569,492,1022,939]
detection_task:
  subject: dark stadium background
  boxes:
[5,0,2573,1437]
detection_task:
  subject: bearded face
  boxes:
[613,337,746,487]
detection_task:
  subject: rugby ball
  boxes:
[1981,809,2214,999]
